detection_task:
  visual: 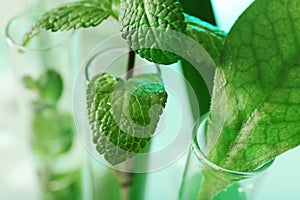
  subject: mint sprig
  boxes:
[87,73,167,165]
[22,70,74,158]
[207,0,300,172]
[23,0,227,67]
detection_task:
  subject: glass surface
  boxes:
[5,11,83,200]
[73,34,199,199]
[179,114,273,200]
[79,46,158,200]
[74,33,198,172]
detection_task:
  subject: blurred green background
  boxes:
[1,0,300,200]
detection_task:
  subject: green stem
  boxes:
[114,48,136,200]
[88,160,97,200]
[126,49,135,79]
[41,163,51,196]
[113,170,134,200]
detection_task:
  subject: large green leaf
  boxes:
[207,0,300,171]
[119,0,186,64]
[87,73,167,165]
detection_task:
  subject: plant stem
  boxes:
[114,170,134,200]
[126,49,135,79]
[114,48,136,200]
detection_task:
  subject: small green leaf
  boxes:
[185,13,226,66]
[31,107,74,158]
[22,70,63,103]
[87,73,167,165]
[22,76,38,90]
[37,69,63,103]
[23,1,111,46]
[119,0,186,64]
[207,0,300,171]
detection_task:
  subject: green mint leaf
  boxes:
[207,0,300,171]
[119,0,186,64]
[28,70,73,158]
[185,13,226,66]
[23,1,111,46]
[87,73,167,165]
[37,69,63,103]
[22,76,38,90]
[31,107,74,158]
[22,70,63,103]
